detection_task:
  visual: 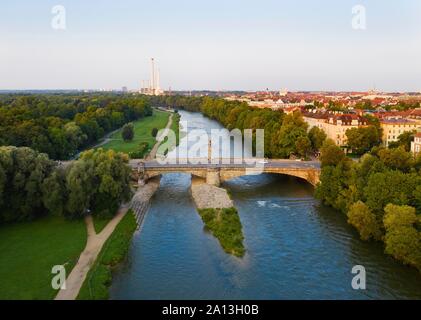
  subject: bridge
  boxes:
[130,159,321,187]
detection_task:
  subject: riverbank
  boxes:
[55,204,131,300]
[72,111,174,299]
[76,210,137,300]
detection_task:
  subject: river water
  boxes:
[110,110,421,300]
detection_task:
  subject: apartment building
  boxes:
[410,133,421,155]
[303,112,367,147]
[380,119,418,147]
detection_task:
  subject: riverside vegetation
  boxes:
[0,94,177,299]
[0,93,152,160]
[198,208,245,257]
[77,210,137,300]
[153,95,421,273]
[316,140,421,272]
[1,92,420,298]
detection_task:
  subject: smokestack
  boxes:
[151,58,156,93]
[156,69,160,92]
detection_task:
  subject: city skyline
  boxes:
[1,0,421,91]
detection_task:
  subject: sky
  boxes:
[1,0,421,92]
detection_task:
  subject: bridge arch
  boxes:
[219,168,320,187]
[138,166,320,188]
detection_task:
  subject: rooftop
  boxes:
[380,118,416,124]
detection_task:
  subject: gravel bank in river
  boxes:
[190,177,233,209]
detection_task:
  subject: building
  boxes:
[140,58,164,96]
[380,119,418,147]
[324,114,368,147]
[410,133,421,155]
[303,112,327,130]
[303,112,367,147]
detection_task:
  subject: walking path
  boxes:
[55,204,130,300]
[55,111,173,300]
[146,113,173,161]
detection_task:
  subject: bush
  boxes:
[128,142,149,159]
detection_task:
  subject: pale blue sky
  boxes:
[1,0,420,91]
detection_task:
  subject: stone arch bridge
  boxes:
[130,159,321,187]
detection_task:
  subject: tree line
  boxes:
[148,95,327,159]
[316,140,421,271]
[0,146,132,224]
[0,94,152,160]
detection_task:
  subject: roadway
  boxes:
[129,158,321,170]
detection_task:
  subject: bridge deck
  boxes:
[129,159,321,170]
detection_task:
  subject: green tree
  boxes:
[65,149,132,218]
[364,171,420,218]
[388,131,416,151]
[42,169,66,216]
[274,111,309,158]
[377,146,413,172]
[0,163,5,207]
[121,123,134,142]
[346,125,381,155]
[315,159,353,212]
[295,136,311,159]
[347,201,382,241]
[308,126,327,151]
[151,127,158,138]
[319,139,346,167]
[383,204,421,270]
[0,146,56,223]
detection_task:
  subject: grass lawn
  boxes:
[0,216,87,300]
[100,110,170,155]
[78,210,137,300]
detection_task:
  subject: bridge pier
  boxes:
[206,168,221,187]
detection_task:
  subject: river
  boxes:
[110,110,421,300]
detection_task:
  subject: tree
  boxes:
[315,159,353,212]
[274,111,309,158]
[0,146,56,223]
[388,131,416,151]
[42,169,66,216]
[383,204,421,270]
[363,170,420,217]
[383,204,418,230]
[377,146,413,172]
[295,136,311,159]
[121,123,134,142]
[346,126,381,155]
[65,161,95,218]
[319,139,345,167]
[347,201,382,241]
[64,148,132,218]
[308,126,327,151]
[151,127,158,138]
[0,163,5,207]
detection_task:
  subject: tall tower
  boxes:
[151,58,156,94]
[156,69,161,94]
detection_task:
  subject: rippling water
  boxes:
[110,111,421,300]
